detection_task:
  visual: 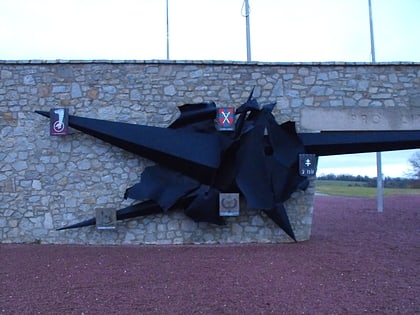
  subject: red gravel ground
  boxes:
[1,195,419,315]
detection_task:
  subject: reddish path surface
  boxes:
[1,195,419,315]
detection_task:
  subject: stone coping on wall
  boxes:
[1,59,419,66]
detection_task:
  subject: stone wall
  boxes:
[1,60,419,244]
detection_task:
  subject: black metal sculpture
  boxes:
[36,91,420,240]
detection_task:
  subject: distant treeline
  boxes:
[317,174,420,189]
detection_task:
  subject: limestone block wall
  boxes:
[0,60,419,244]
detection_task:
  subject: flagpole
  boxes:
[166,0,170,60]
[244,0,251,61]
[369,0,383,212]
[368,0,376,63]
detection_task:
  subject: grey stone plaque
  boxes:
[219,193,239,216]
[96,208,116,230]
[301,108,420,131]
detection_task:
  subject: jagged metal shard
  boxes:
[36,92,420,241]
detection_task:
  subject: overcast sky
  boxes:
[0,0,419,177]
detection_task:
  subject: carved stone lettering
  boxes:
[301,108,420,131]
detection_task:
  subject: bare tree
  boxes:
[408,151,420,179]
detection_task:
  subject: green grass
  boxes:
[316,180,420,197]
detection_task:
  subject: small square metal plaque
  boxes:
[299,154,317,176]
[96,208,116,230]
[216,108,236,131]
[50,108,69,136]
[219,193,240,216]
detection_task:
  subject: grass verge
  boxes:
[316,180,420,197]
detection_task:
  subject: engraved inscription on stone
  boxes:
[301,108,420,131]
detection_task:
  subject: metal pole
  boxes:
[368,0,376,63]
[244,0,251,61]
[376,152,383,212]
[369,0,383,212]
[166,0,170,60]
